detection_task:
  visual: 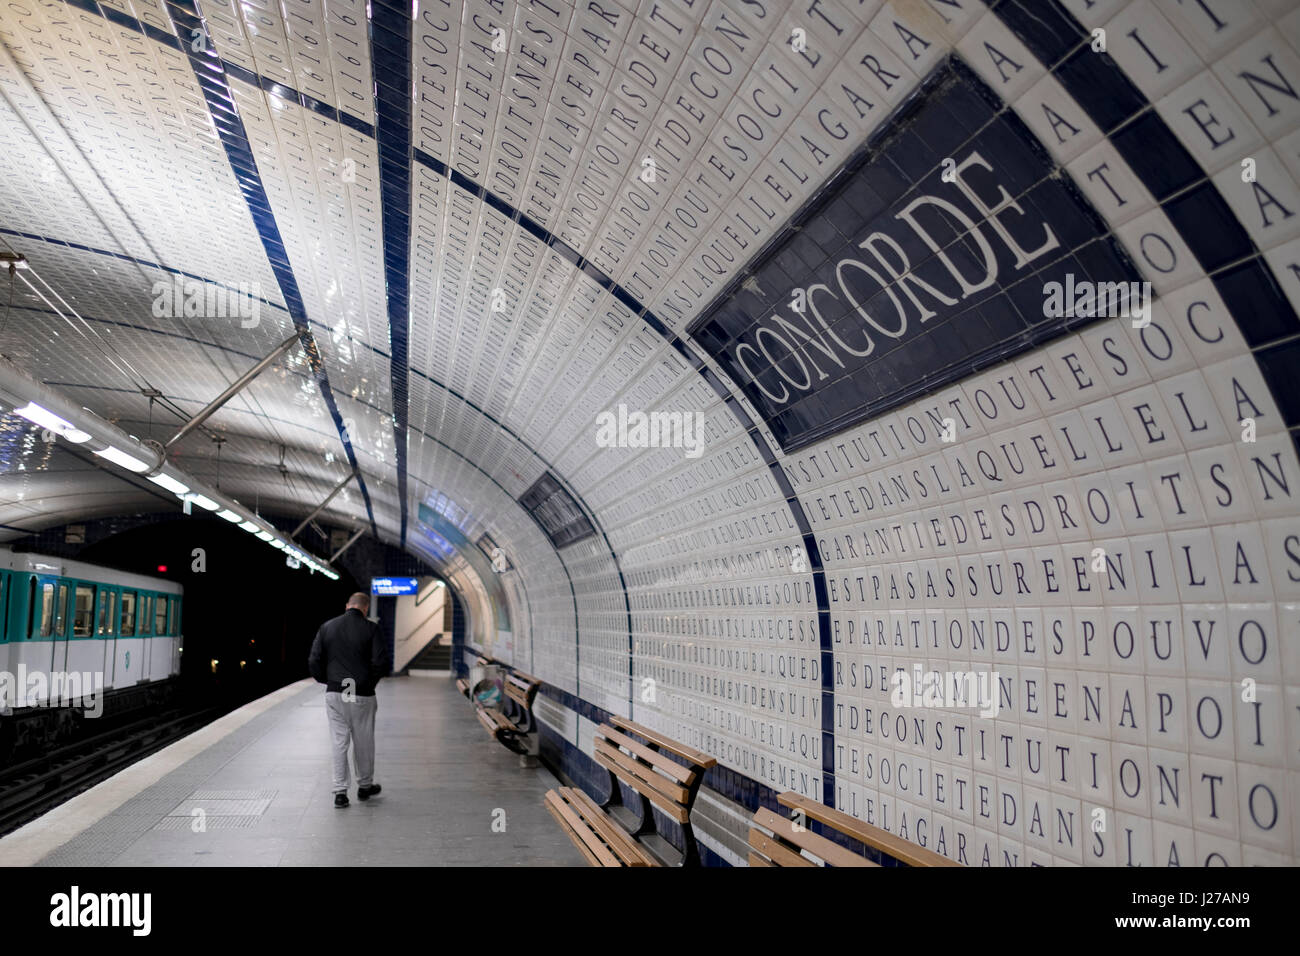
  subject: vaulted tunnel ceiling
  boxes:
[1,0,1299,741]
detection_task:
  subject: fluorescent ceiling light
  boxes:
[218,509,243,522]
[238,520,260,533]
[15,402,91,443]
[256,530,274,541]
[148,472,190,495]
[270,539,286,550]
[188,494,220,511]
[95,444,150,472]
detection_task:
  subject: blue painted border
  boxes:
[161,0,379,539]
[369,1,412,551]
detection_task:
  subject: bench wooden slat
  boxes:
[778,792,958,867]
[597,726,696,786]
[753,807,876,868]
[594,746,689,824]
[748,851,775,867]
[475,706,519,738]
[609,716,716,768]
[594,738,690,806]
[545,791,620,867]
[748,827,817,867]
[455,678,469,696]
[561,787,654,867]
[544,788,655,867]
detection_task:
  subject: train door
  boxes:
[14,574,47,705]
[0,570,8,707]
[69,582,96,692]
[170,596,182,678]
[51,580,70,675]
[136,593,153,685]
[154,595,172,681]
[96,586,118,693]
[116,590,137,688]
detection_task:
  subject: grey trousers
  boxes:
[324,692,377,793]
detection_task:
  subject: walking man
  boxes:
[308,592,388,808]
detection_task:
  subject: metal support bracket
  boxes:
[292,469,357,539]
[164,333,300,451]
[328,526,366,563]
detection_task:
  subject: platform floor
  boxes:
[4,676,585,866]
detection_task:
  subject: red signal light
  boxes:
[157,565,168,573]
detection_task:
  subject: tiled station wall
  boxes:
[1,0,1296,868]
[488,0,1300,867]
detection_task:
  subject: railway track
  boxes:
[0,705,224,838]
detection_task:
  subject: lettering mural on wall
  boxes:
[690,59,1141,453]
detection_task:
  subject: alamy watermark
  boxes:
[890,666,1000,718]
[595,404,705,459]
[0,666,104,717]
[1042,274,1152,328]
[152,277,261,328]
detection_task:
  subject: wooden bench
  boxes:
[502,671,541,733]
[748,791,960,867]
[455,678,469,698]
[546,716,716,866]
[544,787,655,867]
[475,703,516,742]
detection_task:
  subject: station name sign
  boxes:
[371,577,418,596]
[689,59,1138,453]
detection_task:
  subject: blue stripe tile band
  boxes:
[162,0,379,540]
[369,3,412,551]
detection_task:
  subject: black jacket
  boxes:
[308,608,387,695]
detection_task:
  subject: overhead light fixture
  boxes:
[94,444,150,472]
[269,539,286,550]
[13,402,92,443]
[187,494,220,511]
[238,520,260,533]
[256,530,273,541]
[148,472,190,495]
[218,509,243,523]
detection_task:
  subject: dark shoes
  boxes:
[334,792,349,808]
[358,784,382,801]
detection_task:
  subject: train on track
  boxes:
[0,547,182,755]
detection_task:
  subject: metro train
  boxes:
[0,547,182,749]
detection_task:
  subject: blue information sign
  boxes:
[371,577,418,596]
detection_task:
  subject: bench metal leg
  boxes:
[600,765,654,838]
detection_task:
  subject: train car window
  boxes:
[0,575,6,640]
[73,585,94,637]
[38,582,55,637]
[55,583,69,636]
[170,597,180,634]
[97,590,116,636]
[120,591,136,636]
[27,577,36,639]
[155,595,168,635]
[140,595,152,635]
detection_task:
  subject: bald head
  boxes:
[346,592,370,613]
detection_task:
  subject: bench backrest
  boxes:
[755,792,959,867]
[594,717,716,824]
[504,671,540,709]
